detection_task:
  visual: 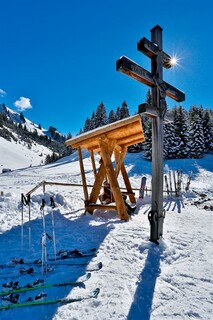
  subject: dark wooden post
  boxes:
[116,25,185,243]
[150,26,165,242]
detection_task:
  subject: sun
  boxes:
[168,54,181,68]
[170,56,178,66]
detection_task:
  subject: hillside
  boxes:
[0,151,212,319]
[0,104,70,170]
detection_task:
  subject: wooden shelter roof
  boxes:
[65,114,144,151]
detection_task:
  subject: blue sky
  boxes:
[0,0,212,135]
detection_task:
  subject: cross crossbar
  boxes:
[116,56,185,102]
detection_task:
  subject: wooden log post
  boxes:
[121,163,136,204]
[78,147,89,203]
[114,147,136,204]
[99,137,129,221]
[87,160,106,213]
[90,149,97,177]
[150,26,165,241]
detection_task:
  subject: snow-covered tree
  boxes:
[116,106,121,120]
[119,101,130,119]
[94,102,108,128]
[20,112,26,123]
[173,106,190,158]
[189,112,205,158]
[83,117,94,132]
[164,121,181,159]
[202,109,212,152]
[108,109,117,123]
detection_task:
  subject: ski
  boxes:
[1,262,102,279]
[164,175,169,195]
[48,248,97,261]
[0,273,91,297]
[0,287,100,310]
[0,248,97,269]
[185,171,192,191]
[173,170,177,196]
[169,170,173,195]
[139,176,147,199]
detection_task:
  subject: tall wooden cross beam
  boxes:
[116,25,185,243]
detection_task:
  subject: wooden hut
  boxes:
[65,114,145,221]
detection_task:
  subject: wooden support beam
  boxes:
[121,163,136,203]
[114,146,127,177]
[99,138,129,221]
[90,150,97,177]
[78,147,89,202]
[88,160,106,212]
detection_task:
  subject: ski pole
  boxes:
[40,199,47,274]
[50,197,57,261]
[27,194,31,251]
[21,193,30,252]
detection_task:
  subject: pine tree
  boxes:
[173,106,190,158]
[119,101,130,119]
[189,112,205,158]
[108,109,117,123]
[164,121,180,159]
[20,112,26,123]
[83,117,93,132]
[66,132,72,140]
[94,102,108,128]
[202,109,212,152]
[116,106,121,120]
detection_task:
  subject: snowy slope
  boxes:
[0,151,212,320]
[0,136,52,170]
[0,104,64,170]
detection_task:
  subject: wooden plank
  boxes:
[137,37,172,69]
[99,138,129,221]
[86,204,117,211]
[116,56,185,102]
[78,147,89,201]
[116,56,154,87]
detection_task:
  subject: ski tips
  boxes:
[98,262,103,270]
[86,272,92,280]
[93,288,100,298]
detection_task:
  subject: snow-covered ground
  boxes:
[0,150,212,320]
[0,136,52,170]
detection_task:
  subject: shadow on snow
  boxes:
[0,210,115,320]
[127,242,165,320]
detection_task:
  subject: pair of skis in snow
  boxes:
[0,287,100,310]
[0,272,100,310]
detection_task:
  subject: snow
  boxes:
[0,136,53,170]
[0,150,212,320]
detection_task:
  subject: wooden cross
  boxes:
[116,25,185,243]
